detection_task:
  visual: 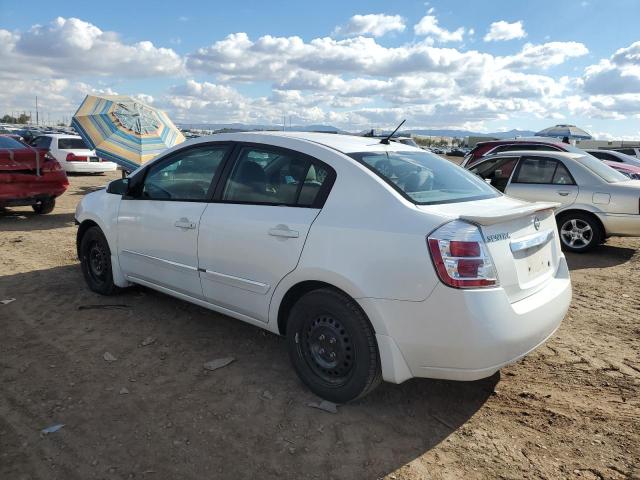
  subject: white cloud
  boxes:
[484,20,526,42]
[582,41,640,94]
[503,42,589,70]
[333,14,405,37]
[2,17,184,77]
[413,15,465,42]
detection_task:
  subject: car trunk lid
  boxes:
[419,197,562,303]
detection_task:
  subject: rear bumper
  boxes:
[359,257,571,383]
[64,161,117,173]
[0,171,68,205]
[597,212,640,237]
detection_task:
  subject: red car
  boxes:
[0,134,69,214]
[460,137,583,168]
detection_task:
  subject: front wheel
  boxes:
[286,288,381,403]
[557,212,602,253]
[32,197,55,214]
[79,226,119,295]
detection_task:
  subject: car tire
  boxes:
[286,288,382,403]
[79,226,120,295]
[32,197,55,214]
[556,212,602,253]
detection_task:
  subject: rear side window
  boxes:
[514,157,575,185]
[0,136,25,148]
[349,150,498,204]
[615,148,636,156]
[222,146,334,207]
[589,151,617,162]
[58,138,89,150]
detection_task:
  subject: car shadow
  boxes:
[70,185,106,196]
[0,264,497,480]
[565,244,636,270]
[0,209,76,231]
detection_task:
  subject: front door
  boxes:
[505,155,579,207]
[117,143,231,298]
[197,144,335,322]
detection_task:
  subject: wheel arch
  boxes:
[276,280,373,336]
[555,208,606,238]
[76,219,100,259]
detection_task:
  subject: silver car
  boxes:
[469,151,640,252]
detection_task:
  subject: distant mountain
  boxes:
[178,122,345,133]
[177,122,536,139]
[404,128,536,138]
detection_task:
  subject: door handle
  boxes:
[174,218,197,230]
[268,226,299,238]
[557,191,570,196]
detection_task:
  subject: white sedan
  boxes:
[30,134,117,173]
[470,151,640,252]
[75,132,571,402]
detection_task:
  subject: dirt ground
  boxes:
[1,171,639,480]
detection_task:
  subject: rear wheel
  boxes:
[286,288,381,403]
[32,197,55,214]
[80,226,119,295]
[557,212,602,253]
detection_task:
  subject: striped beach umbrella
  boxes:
[535,124,592,140]
[71,95,185,171]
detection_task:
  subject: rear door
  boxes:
[117,143,231,298]
[505,155,578,207]
[197,144,336,322]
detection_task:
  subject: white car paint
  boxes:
[37,134,117,173]
[76,132,571,385]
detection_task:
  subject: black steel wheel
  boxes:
[287,288,381,403]
[79,226,119,295]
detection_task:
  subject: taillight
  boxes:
[66,153,88,162]
[427,220,498,289]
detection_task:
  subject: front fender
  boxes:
[75,189,129,287]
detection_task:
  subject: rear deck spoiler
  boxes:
[458,202,560,226]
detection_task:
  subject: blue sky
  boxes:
[1,0,640,137]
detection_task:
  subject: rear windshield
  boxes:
[577,154,629,183]
[58,138,89,150]
[0,136,25,149]
[349,150,499,204]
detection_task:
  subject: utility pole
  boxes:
[35,96,39,126]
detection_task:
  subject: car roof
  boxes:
[482,150,586,161]
[203,131,421,154]
[40,133,82,139]
[477,137,563,146]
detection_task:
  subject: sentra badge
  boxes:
[485,232,510,243]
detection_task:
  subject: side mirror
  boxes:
[106,178,129,195]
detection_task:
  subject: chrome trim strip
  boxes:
[510,230,554,253]
[120,249,198,272]
[200,269,270,295]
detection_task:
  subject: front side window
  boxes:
[222,147,333,206]
[589,151,617,162]
[349,150,498,204]
[141,145,229,201]
[58,138,89,150]
[470,157,518,192]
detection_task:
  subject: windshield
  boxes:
[58,138,89,150]
[349,150,499,204]
[577,154,629,183]
[0,136,25,149]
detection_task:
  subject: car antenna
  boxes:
[380,119,406,145]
